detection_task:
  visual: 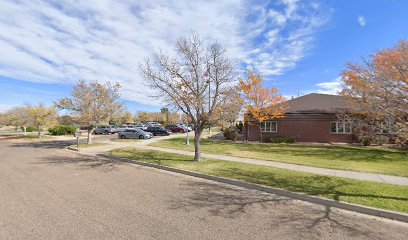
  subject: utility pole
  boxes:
[208,76,211,137]
[185,115,190,145]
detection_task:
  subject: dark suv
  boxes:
[145,127,171,136]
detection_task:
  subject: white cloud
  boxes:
[0,0,329,106]
[0,103,15,113]
[358,15,366,27]
[314,77,342,95]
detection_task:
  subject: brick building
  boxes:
[245,93,354,143]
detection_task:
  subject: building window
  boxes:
[378,121,393,134]
[260,121,277,132]
[330,122,352,134]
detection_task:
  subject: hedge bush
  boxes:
[223,127,238,141]
[25,126,38,132]
[267,136,296,143]
[235,121,244,133]
[49,125,77,135]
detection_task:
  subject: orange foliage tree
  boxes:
[239,70,286,142]
[341,40,408,145]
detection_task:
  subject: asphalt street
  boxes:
[0,139,407,239]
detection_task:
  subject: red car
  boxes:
[165,125,186,133]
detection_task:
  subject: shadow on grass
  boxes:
[169,181,380,238]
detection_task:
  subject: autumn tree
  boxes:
[341,40,408,145]
[56,80,123,144]
[140,33,236,161]
[110,109,133,125]
[239,70,286,142]
[0,113,6,126]
[160,107,170,125]
[3,107,30,134]
[25,103,58,138]
[57,115,75,126]
[212,87,241,128]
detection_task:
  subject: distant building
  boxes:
[245,93,355,143]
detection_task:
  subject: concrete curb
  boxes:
[103,154,408,223]
[67,146,80,151]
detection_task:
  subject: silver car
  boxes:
[94,126,117,134]
[118,129,153,139]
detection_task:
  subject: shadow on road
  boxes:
[169,181,381,238]
[35,153,132,172]
[8,140,74,149]
[169,181,290,219]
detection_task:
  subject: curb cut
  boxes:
[102,154,408,223]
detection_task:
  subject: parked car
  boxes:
[133,124,147,130]
[146,122,161,127]
[176,124,192,132]
[117,125,134,132]
[118,129,153,139]
[165,125,186,133]
[94,126,117,134]
[145,126,171,136]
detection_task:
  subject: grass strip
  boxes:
[109,147,408,213]
[151,138,408,177]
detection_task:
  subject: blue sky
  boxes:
[0,0,407,113]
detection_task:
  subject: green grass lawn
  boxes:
[151,138,408,177]
[109,147,408,213]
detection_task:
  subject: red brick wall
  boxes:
[245,113,354,143]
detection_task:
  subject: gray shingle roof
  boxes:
[286,93,349,113]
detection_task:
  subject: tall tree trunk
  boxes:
[259,123,263,143]
[23,126,26,136]
[193,128,203,161]
[87,128,95,144]
[37,124,41,138]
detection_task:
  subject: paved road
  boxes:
[0,140,407,239]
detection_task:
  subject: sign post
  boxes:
[74,131,82,147]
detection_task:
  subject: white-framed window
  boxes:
[378,121,393,134]
[330,122,352,134]
[260,121,277,132]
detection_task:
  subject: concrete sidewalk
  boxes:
[78,138,408,186]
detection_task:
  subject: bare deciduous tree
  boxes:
[56,80,123,144]
[140,33,236,161]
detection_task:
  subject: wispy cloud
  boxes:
[0,0,329,106]
[315,77,342,95]
[358,15,366,27]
